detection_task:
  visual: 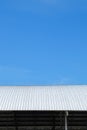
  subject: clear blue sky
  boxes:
[0,0,87,85]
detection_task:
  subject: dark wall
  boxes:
[0,111,87,130]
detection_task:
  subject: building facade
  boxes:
[0,86,87,130]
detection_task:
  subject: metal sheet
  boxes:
[0,85,87,110]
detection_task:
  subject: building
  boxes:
[0,85,87,130]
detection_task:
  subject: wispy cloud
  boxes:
[0,65,33,85]
[58,78,71,85]
[51,77,73,85]
[1,0,87,13]
[0,65,74,85]
[39,0,57,5]
[0,65,32,74]
[20,0,87,11]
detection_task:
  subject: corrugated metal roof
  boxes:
[0,85,87,111]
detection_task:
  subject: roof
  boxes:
[0,85,87,111]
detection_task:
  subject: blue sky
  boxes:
[0,0,87,85]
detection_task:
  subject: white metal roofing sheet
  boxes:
[0,85,87,110]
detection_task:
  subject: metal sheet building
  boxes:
[0,85,87,130]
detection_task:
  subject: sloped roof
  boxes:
[0,85,87,110]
